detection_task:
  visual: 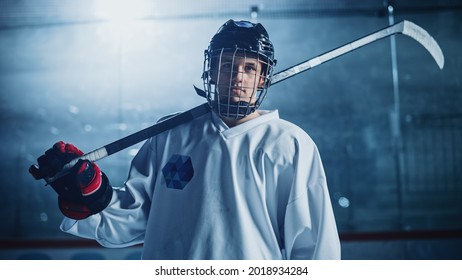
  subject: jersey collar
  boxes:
[211,109,279,139]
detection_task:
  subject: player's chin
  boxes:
[219,95,252,104]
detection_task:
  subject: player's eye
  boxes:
[221,63,232,70]
[245,65,256,72]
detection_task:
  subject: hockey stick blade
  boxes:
[401,21,444,69]
[270,20,444,85]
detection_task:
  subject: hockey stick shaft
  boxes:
[270,20,444,85]
[30,103,211,182]
[99,102,210,157]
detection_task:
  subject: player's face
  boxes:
[213,53,265,105]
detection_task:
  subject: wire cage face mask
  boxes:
[203,48,273,119]
[201,19,276,120]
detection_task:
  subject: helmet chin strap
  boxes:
[212,100,256,120]
[194,85,257,120]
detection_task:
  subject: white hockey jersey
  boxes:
[61,109,341,260]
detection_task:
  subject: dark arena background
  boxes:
[0,0,461,260]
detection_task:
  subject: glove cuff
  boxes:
[58,172,113,220]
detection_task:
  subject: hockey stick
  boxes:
[30,20,444,182]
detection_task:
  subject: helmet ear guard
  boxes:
[202,20,276,120]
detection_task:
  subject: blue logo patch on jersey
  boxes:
[162,154,194,190]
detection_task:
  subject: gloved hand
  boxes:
[29,141,113,220]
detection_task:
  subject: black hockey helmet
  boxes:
[202,20,277,120]
[207,19,276,68]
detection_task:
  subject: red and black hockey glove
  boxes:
[29,141,113,220]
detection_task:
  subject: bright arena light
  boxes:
[92,0,155,50]
[93,0,151,23]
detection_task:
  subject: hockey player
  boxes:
[30,19,341,259]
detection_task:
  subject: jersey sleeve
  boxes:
[281,130,341,260]
[60,138,157,248]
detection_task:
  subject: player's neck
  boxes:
[221,111,260,128]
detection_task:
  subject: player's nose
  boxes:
[231,65,244,82]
